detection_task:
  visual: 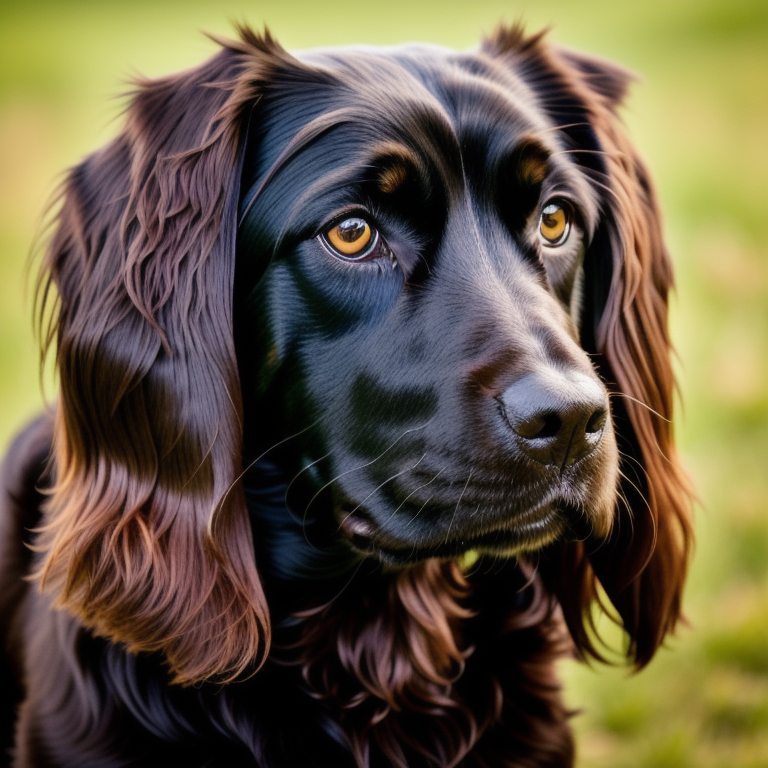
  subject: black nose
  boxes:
[497,370,608,469]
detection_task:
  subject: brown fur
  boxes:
[0,24,693,768]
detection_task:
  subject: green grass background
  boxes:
[1,1,766,765]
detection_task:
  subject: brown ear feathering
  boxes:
[33,29,296,685]
[0,21,694,768]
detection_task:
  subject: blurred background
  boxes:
[1,1,766,765]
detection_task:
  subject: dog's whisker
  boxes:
[411,493,436,526]
[403,469,445,528]
[617,448,653,493]
[616,460,654,536]
[284,452,331,502]
[617,467,659,564]
[303,556,368,611]
[391,463,441,516]
[444,469,473,545]
[375,453,430,528]
[536,120,593,134]
[183,424,219,495]
[552,147,616,159]
[214,419,322,520]
[581,171,624,205]
[609,391,671,423]
[610,396,676,468]
[299,420,434,524]
[335,458,426,534]
[283,452,332,532]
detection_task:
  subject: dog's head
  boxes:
[37,26,692,683]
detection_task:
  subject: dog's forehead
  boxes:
[287,42,551,141]
[242,41,598,235]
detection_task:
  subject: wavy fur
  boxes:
[0,23,693,768]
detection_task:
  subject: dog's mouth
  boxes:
[337,501,584,566]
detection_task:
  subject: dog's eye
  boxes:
[324,217,375,259]
[539,202,571,246]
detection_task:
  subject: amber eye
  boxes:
[539,201,571,246]
[325,217,373,258]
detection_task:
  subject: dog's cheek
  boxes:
[289,245,405,338]
[239,246,411,451]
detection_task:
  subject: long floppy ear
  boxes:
[483,27,694,667]
[35,28,291,684]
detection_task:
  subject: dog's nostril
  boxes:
[515,411,562,440]
[499,371,609,468]
[585,407,607,434]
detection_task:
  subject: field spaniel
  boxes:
[0,23,693,768]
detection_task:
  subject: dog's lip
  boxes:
[338,507,379,551]
[337,501,571,563]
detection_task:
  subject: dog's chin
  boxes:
[337,503,588,567]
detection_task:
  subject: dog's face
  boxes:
[37,27,691,685]
[236,45,618,565]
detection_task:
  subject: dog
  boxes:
[0,23,693,767]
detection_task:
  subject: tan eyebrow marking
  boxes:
[515,138,550,187]
[378,163,409,194]
[371,142,422,195]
